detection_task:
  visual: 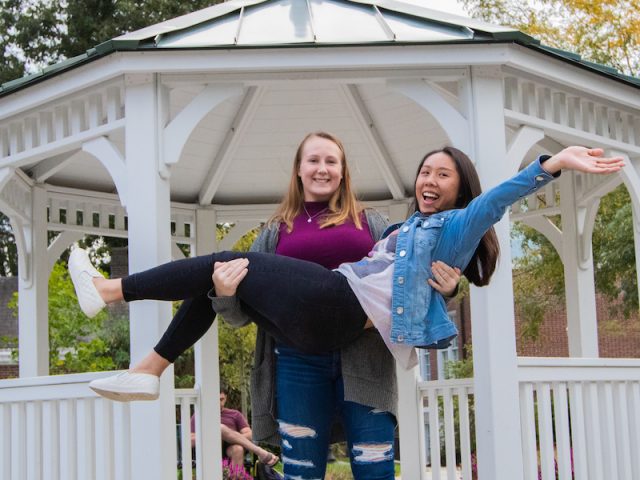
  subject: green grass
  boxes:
[178,457,401,479]
[322,459,401,479]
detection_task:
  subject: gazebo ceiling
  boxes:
[36,82,449,205]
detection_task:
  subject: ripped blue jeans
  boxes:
[275,345,396,480]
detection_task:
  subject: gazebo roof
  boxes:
[1,0,638,97]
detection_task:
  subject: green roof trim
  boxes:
[538,44,581,61]
[489,30,539,44]
[42,53,89,75]
[535,44,640,86]
[94,39,146,55]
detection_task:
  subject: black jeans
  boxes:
[121,252,368,361]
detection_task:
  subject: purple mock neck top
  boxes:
[276,201,374,269]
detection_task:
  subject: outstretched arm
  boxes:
[434,146,624,271]
[540,147,625,175]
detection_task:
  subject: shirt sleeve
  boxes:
[234,410,250,431]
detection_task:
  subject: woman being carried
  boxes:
[70,145,623,376]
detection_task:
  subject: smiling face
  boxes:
[414,151,461,214]
[297,135,344,202]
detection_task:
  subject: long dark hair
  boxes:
[412,146,500,286]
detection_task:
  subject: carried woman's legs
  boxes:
[72,249,368,354]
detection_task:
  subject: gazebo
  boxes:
[1,0,639,479]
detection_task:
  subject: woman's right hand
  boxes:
[212,258,249,297]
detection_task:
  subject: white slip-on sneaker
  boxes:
[68,248,106,318]
[89,372,160,402]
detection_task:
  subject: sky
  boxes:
[400,0,470,17]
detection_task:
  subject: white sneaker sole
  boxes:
[89,385,159,402]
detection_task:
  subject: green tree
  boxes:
[461,0,640,76]
[0,0,224,84]
[593,186,637,315]
[511,184,636,339]
[9,261,116,373]
[444,344,474,379]
[0,214,18,276]
[215,225,260,413]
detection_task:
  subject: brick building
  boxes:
[419,292,640,381]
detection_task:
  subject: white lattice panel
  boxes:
[0,82,125,162]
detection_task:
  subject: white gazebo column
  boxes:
[18,185,49,377]
[193,207,223,480]
[390,202,428,479]
[124,74,177,480]
[560,173,599,357]
[469,66,523,480]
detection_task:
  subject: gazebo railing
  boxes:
[0,371,131,480]
[517,357,640,480]
[418,378,475,480]
[3,359,640,480]
[175,388,199,480]
[0,374,205,480]
[416,358,640,480]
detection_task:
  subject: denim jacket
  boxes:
[385,156,556,347]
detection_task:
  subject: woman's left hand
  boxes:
[541,146,625,175]
[428,261,461,297]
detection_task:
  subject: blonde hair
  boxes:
[269,132,363,232]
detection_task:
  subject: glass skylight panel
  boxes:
[156,13,240,47]
[310,0,390,43]
[238,0,314,45]
[154,0,475,48]
[382,11,473,42]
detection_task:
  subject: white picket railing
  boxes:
[3,360,640,480]
[518,357,640,480]
[418,378,475,480]
[175,388,199,480]
[418,358,640,480]
[0,371,132,480]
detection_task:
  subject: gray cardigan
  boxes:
[211,208,397,445]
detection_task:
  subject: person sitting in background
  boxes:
[191,387,278,468]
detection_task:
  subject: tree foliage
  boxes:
[0,0,224,84]
[511,185,636,338]
[216,226,260,412]
[462,0,640,76]
[8,261,117,373]
[592,186,637,315]
[0,214,17,276]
